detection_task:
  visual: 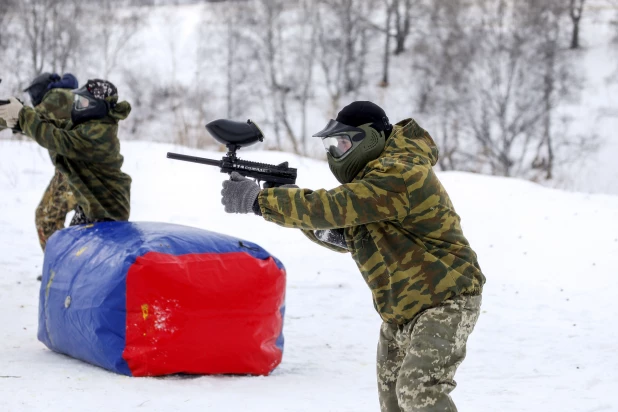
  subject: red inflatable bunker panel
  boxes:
[123,251,286,376]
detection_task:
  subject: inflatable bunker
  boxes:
[38,222,286,377]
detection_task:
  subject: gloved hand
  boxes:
[0,97,23,129]
[221,172,261,214]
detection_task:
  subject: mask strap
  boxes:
[104,100,116,111]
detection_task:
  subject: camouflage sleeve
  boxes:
[36,89,73,121]
[299,229,349,253]
[18,106,93,159]
[258,162,410,230]
[37,112,69,129]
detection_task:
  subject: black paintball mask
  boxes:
[71,79,117,126]
[23,72,58,107]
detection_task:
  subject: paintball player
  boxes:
[22,73,79,251]
[0,79,132,232]
[220,101,486,412]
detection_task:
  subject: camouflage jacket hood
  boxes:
[384,118,439,166]
[258,118,485,324]
[350,118,439,184]
[18,105,132,222]
[108,100,131,122]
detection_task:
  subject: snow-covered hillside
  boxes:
[1,140,617,412]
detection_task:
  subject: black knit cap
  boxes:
[335,101,392,135]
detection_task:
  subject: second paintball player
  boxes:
[0,79,132,232]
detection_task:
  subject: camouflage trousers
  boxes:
[377,294,482,412]
[35,169,76,251]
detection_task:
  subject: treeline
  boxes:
[0,0,614,183]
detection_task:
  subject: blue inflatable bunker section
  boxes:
[38,222,286,376]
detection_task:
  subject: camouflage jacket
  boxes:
[258,118,485,324]
[18,101,132,222]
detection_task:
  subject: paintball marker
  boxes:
[167,119,297,188]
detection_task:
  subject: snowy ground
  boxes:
[1,140,617,412]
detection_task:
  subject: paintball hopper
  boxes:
[205,119,264,151]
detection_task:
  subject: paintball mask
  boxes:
[315,101,392,184]
[71,79,117,126]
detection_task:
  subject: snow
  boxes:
[1,140,618,411]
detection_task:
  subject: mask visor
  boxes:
[322,135,354,158]
[313,119,366,158]
[73,94,94,111]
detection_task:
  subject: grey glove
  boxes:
[0,97,23,128]
[221,172,261,214]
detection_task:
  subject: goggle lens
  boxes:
[322,135,353,158]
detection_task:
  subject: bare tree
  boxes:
[94,0,144,79]
[380,0,396,87]
[457,0,584,180]
[393,0,415,55]
[410,0,475,115]
[407,0,479,179]
[209,0,259,120]
[48,0,83,73]
[19,0,84,77]
[316,0,370,115]
[532,4,562,179]
[464,0,547,176]
[162,12,216,148]
[20,0,52,76]
[120,68,152,136]
[236,0,321,154]
[297,0,320,155]
[528,1,589,181]
[257,0,295,151]
[222,5,243,119]
[569,0,585,49]
[0,0,17,51]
